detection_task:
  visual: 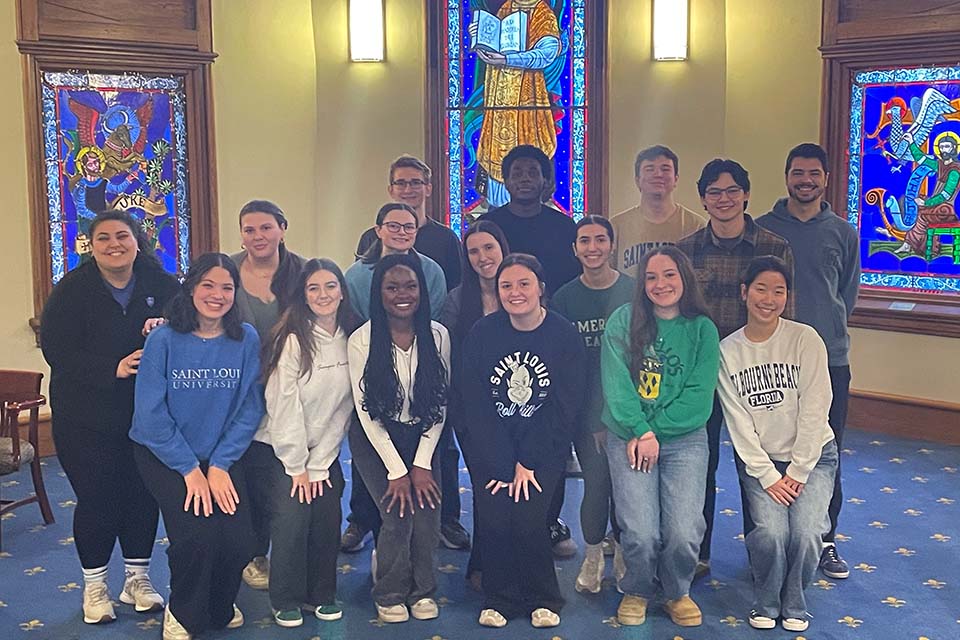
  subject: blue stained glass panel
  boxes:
[41,71,191,284]
[442,0,591,236]
[847,64,960,296]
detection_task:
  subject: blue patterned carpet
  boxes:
[1,427,957,640]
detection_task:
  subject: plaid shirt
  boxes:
[677,214,795,339]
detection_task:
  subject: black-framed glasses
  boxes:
[704,186,744,200]
[390,179,428,189]
[381,221,418,234]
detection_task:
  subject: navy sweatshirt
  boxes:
[461,310,585,482]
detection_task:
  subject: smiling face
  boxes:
[375,208,418,254]
[388,166,432,212]
[466,231,504,281]
[574,223,613,270]
[305,269,342,321]
[192,266,236,324]
[240,212,285,260]
[91,220,139,273]
[381,265,420,320]
[635,155,679,197]
[786,156,828,206]
[701,172,749,224]
[498,264,544,318]
[644,253,683,317]
[742,270,788,328]
[504,157,546,205]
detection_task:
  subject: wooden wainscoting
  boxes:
[848,390,960,445]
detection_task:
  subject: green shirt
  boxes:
[551,273,635,431]
[601,305,720,441]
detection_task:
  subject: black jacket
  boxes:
[41,257,180,436]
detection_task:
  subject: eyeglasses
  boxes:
[381,221,418,234]
[704,186,744,200]
[390,179,427,189]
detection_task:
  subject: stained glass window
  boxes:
[848,65,960,295]
[439,0,591,237]
[41,71,191,284]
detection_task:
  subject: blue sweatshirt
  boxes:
[131,324,265,475]
[757,199,860,366]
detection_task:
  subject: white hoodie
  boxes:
[718,318,835,489]
[255,324,353,483]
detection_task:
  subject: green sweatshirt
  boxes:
[601,304,720,441]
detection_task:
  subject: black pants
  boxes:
[240,444,272,558]
[732,365,851,543]
[573,428,619,545]
[699,394,724,561]
[53,424,158,569]
[245,442,344,611]
[134,445,255,634]
[824,365,850,542]
[475,462,565,618]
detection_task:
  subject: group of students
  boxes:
[40,141,859,638]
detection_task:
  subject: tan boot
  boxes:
[617,594,647,625]
[664,595,702,627]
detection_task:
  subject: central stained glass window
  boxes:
[440,0,590,237]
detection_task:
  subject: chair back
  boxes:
[0,370,44,438]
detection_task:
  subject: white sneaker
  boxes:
[163,606,192,640]
[575,543,604,593]
[226,604,244,629]
[242,556,269,590]
[749,610,777,630]
[782,616,810,631]
[82,582,116,624]
[613,541,626,593]
[120,574,165,612]
[531,607,560,628]
[376,603,409,623]
[479,608,507,627]
[410,598,439,620]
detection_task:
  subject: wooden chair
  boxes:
[0,370,55,550]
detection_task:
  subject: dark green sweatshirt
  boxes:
[601,304,720,441]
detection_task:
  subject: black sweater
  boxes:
[462,310,585,482]
[41,257,180,437]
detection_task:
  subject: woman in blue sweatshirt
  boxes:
[462,253,586,630]
[131,253,265,640]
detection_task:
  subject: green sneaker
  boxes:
[315,603,343,621]
[273,608,303,628]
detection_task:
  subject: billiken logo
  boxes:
[489,351,551,418]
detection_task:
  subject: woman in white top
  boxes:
[347,252,451,624]
[249,258,358,628]
[716,255,837,634]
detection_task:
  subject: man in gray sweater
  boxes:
[757,143,860,580]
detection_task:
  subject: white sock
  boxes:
[82,565,108,587]
[124,557,150,580]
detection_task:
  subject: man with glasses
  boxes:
[356,155,463,291]
[345,157,473,556]
[757,143,859,580]
[610,145,707,279]
[677,158,794,578]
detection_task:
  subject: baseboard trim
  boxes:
[848,389,960,445]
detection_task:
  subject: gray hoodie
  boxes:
[756,199,860,366]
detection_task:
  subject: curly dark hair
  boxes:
[361,253,447,433]
[627,246,711,375]
[167,253,245,340]
[261,258,360,383]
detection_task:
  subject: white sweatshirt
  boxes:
[255,325,353,483]
[347,320,451,480]
[717,318,835,489]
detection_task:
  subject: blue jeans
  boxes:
[740,440,837,619]
[606,428,708,600]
